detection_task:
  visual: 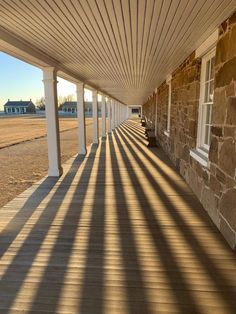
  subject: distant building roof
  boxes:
[62,101,77,108]
[61,101,93,108]
[4,100,34,107]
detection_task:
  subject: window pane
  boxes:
[204,125,210,146]
[205,60,210,81]
[210,57,215,79]
[209,80,214,102]
[205,103,211,124]
[204,82,209,102]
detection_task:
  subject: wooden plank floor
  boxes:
[0,119,236,314]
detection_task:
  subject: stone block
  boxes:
[226,176,236,189]
[187,168,203,200]
[229,11,236,26]
[212,88,226,124]
[210,174,222,196]
[195,161,204,177]
[220,20,229,35]
[219,138,236,177]
[220,215,236,250]
[210,163,216,175]
[225,82,235,97]
[215,32,229,65]
[211,126,223,137]
[209,136,218,163]
[229,24,236,59]
[201,187,220,227]
[224,126,236,138]
[215,57,236,88]
[226,96,236,125]
[216,167,226,184]
[188,119,196,138]
[219,188,236,230]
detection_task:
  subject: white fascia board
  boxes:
[166,74,172,84]
[195,29,219,58]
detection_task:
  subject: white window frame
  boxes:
[190,30,218,168]
[164,74,172,137]
[196,48,216,156]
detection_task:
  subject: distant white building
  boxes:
[61,101,94,116]
[4,100,36,114]
[61,101,77,113]
[127,105,142,118]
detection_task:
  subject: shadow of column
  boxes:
[108,134,152,313]
[0,150,96,313]
[78,139,106,313]
[115,124,236,313]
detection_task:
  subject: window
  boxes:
[191,48,216,167]
[164,75,172,137]
[197,49,215,154]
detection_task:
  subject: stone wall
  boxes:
[142,11,236,249]
[143,94,156,129]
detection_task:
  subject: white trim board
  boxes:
[195,29,219,58]
[190,149,209,168]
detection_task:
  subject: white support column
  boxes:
[115,101,119,127]
[92,90,98,144]
[107,98,111,134]
[126,106,129,119]
[111,99,115,130]
[119,102,121,125]
[101,94,106,138]
[43,67,62,177]
[118,102,120,125]
[76,82,86,155]
[114,101,117,127]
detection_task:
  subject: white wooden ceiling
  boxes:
[0,0,235,105]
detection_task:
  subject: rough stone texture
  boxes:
[201,188,220,228]
[220,189,236,230]
[210,174,222,197]
[226,97,236,125]
[219,138,236,177]
[142,11,236,249]
[220,216,236,250]
[209,136,218,164]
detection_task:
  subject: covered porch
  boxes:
[0,1,236,313]
[0,120,236,313]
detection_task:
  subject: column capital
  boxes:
[76,81,84,87]
[76,82,84,93]
[42,67,57,82]
[92,90,98,99]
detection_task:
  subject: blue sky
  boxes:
[0,52,92,110]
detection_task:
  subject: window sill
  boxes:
[190,149,209,168]
[164,130,170,137]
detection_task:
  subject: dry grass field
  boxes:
[0,115,93,148]
[0,115,101,208]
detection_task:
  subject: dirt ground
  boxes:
[0,115,93,148]
[0,115,101,208]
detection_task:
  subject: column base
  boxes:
[48,166,63,177]
[78,148,87,155]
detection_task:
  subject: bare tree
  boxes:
[58,94,75,110]
[36,97,45,110]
